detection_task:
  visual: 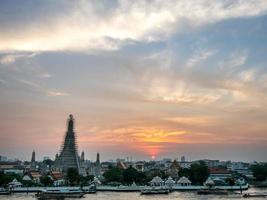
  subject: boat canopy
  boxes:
[165,177,175,184]
[204,177,215,186]
[177,176,191,184]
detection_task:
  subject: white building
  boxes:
[177,176,191,186]
[150,176,165,187]
[178,161,192,169]
[165,177,175,188]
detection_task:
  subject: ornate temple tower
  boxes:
[54,115,80,174]
[81,151,85,162]
[31,150,36,163]
[30,150,36,169]
[95,152,101,177]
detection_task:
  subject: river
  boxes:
[1,187,266,200]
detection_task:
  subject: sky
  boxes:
[0,0,267,162]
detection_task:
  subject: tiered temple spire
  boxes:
[54,115,80,174]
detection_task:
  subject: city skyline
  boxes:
[1,0,267,162]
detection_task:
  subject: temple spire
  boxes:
[67,114,74,132]
[54,114,80,174]
[31,150,35,162]
[96,152,100,164]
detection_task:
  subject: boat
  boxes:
[35,189,85,199]
[243,193,267,198]
[85,184,97,194]
[141,187,169,195]
[0,188,11,195]
[197,189,228,195]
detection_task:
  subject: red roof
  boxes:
[50,171,63,180]
[209,168,231,174]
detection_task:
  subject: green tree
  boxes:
[122,166,137,184]
[40,175,53,186]
[135,171,147,184]
[66,168,80,186]
[43,159,54,166]
[250,164,267,181]
[178,168,191,178]
[225,177,235,186]
[80,175,94,186]
[0,171,22,187]
[103,167,123,183]
[190,161,209,185]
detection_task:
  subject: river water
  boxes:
[1,187,266,200]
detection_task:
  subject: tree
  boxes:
[43,159,54,166]
[250,164,267,181]
[226,177,235,186]
[123,166,138,184]
[178,168,191,178]
[146,169,167,182]
[0,171,22,187]
[135,171,147,184]
[66,168,80,186]
[80,175,94,186]
[189,161,209,185]
[40,175,53,186]
[103,167,123,183]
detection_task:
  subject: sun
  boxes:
[151,155,156,160]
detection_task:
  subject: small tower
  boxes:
[96,152,100,165]
[95,152,101,177]
[30,150,36,169]
[181,156,186,162]
[81,151,85,162]
[31,150,36,163]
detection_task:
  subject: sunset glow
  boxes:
[1,0,267,162]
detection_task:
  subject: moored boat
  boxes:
[35,189,85,199]
[141,187,169,195]
[243,193,267,198]
[197,189,228,195]
[0,188,11,195]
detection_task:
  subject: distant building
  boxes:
[178,161,192,169]
[30,150,37,170]
[54,115,85,175]
[0,161,24,174]
[117,160,127,170]
[200,159,220,168]
[43,156,50,161]
[0,155,7,161]
[209,168,232,179]
[228,162,253,179]
[134,161,145,172]
[88,153,102,177]
[23,171,42,183]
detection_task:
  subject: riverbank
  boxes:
[9,184,249,193]
[1,188,267,200]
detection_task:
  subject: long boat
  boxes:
[0,188,11,195]
[35,189,85,199]
[243,193,267,198]
[197,189,228,195]
[141,187,169,195]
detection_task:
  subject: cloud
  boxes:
[16,79,42,89]
[0,52,39,65]
[39,73,52,79]
[0,55,16,65]
[219,50,248,69]
[0,0,267,52]
[186,49,217,68]
[46,91,69,97]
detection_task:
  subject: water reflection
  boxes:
[0,187,266,200]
